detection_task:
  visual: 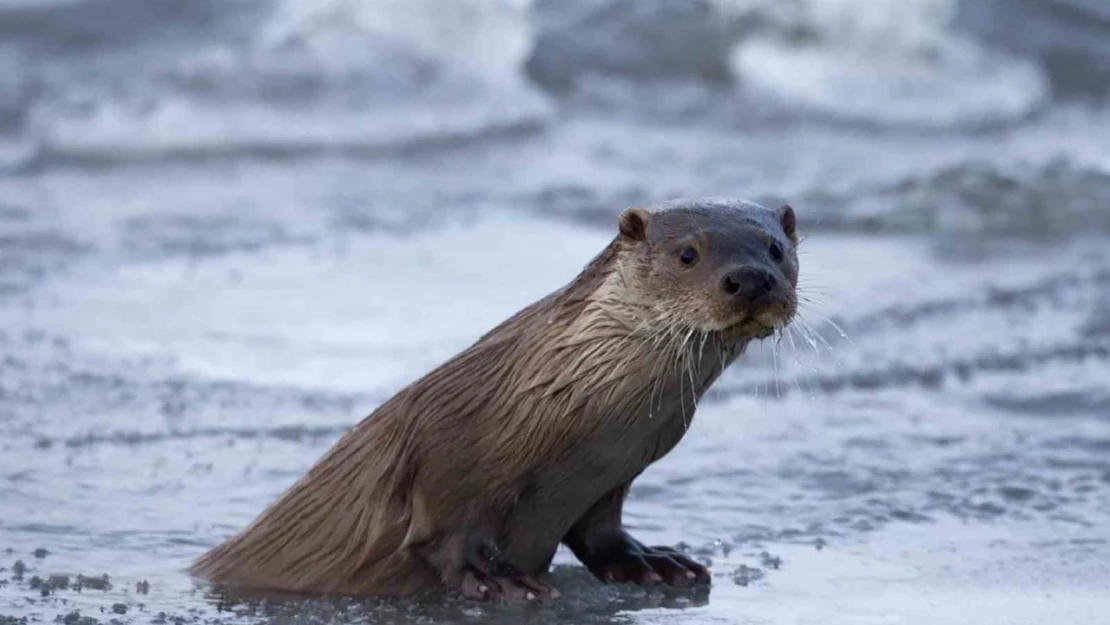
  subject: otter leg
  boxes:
[461,536,560,603]
[564,484,711,588]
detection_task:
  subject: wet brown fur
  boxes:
[191,198,799,596]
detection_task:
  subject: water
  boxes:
[2,0,1110,623]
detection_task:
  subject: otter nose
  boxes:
[721,267,776,300]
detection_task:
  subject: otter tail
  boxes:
[191,410,432,595]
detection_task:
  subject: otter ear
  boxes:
[776,204,797,242]
[618,207,650,242]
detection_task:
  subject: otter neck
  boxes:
[553,258,742,422]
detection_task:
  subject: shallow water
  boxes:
[3,1,1110,624]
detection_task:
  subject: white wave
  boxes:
[0,0,84,7]
[26,0,551,162]
[264,0,533,85]
[722,0,1049,126]
[36,88,545,161]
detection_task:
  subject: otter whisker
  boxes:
[646,320,683,418]
[791,318,822,357]
[674,331,690,430]
[795,291,831,306]
[793,316,838,375]
[651,325,679,401]
[783,324,816,400]
[713,333,732,388]
[685,351,698,419]
[660,330,683,417]
[758,339,770,402]
[770,327,784,399]
[681,330,700,428]
[697,331,709,374]
[796,293,831,309]
[665,323,696,428]
[794,313,838,359]
[823,316,856,346]
[795,292,831,310]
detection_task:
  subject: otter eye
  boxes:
[768,241,784,263]
[678,246,699,267]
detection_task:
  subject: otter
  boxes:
[192,197,799,602]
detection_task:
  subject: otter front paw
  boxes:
[460,538,560,603]
[582,534,711,588]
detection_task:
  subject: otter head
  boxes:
[616,198,798,342]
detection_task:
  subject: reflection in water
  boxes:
[202,567,710,625]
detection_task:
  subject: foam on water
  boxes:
[725,0,1049,126]
[6,0,550,168]
[10,216,607,395]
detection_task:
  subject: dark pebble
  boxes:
[47,574,71,590]
[731,564,765,587]
[760,551,782,569]
[76,574,111,591]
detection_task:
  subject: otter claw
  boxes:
[649,545,712,586]
[461,568,558,603]
[585,536,712,588]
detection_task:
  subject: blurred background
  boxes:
[2,1,1109,624]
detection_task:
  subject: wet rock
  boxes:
[731,564,764,586]
[56,611,98,625]
[11,559,25,581]
[808,159,1110,237]
[47,574,71,590]
[956,0,1110,96]
[525,0,734,93]
[111,603,127,615]
[75,574,111,591]
[1000,486,1037,502]
[759,551,782,569]
[32,548,48,558]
